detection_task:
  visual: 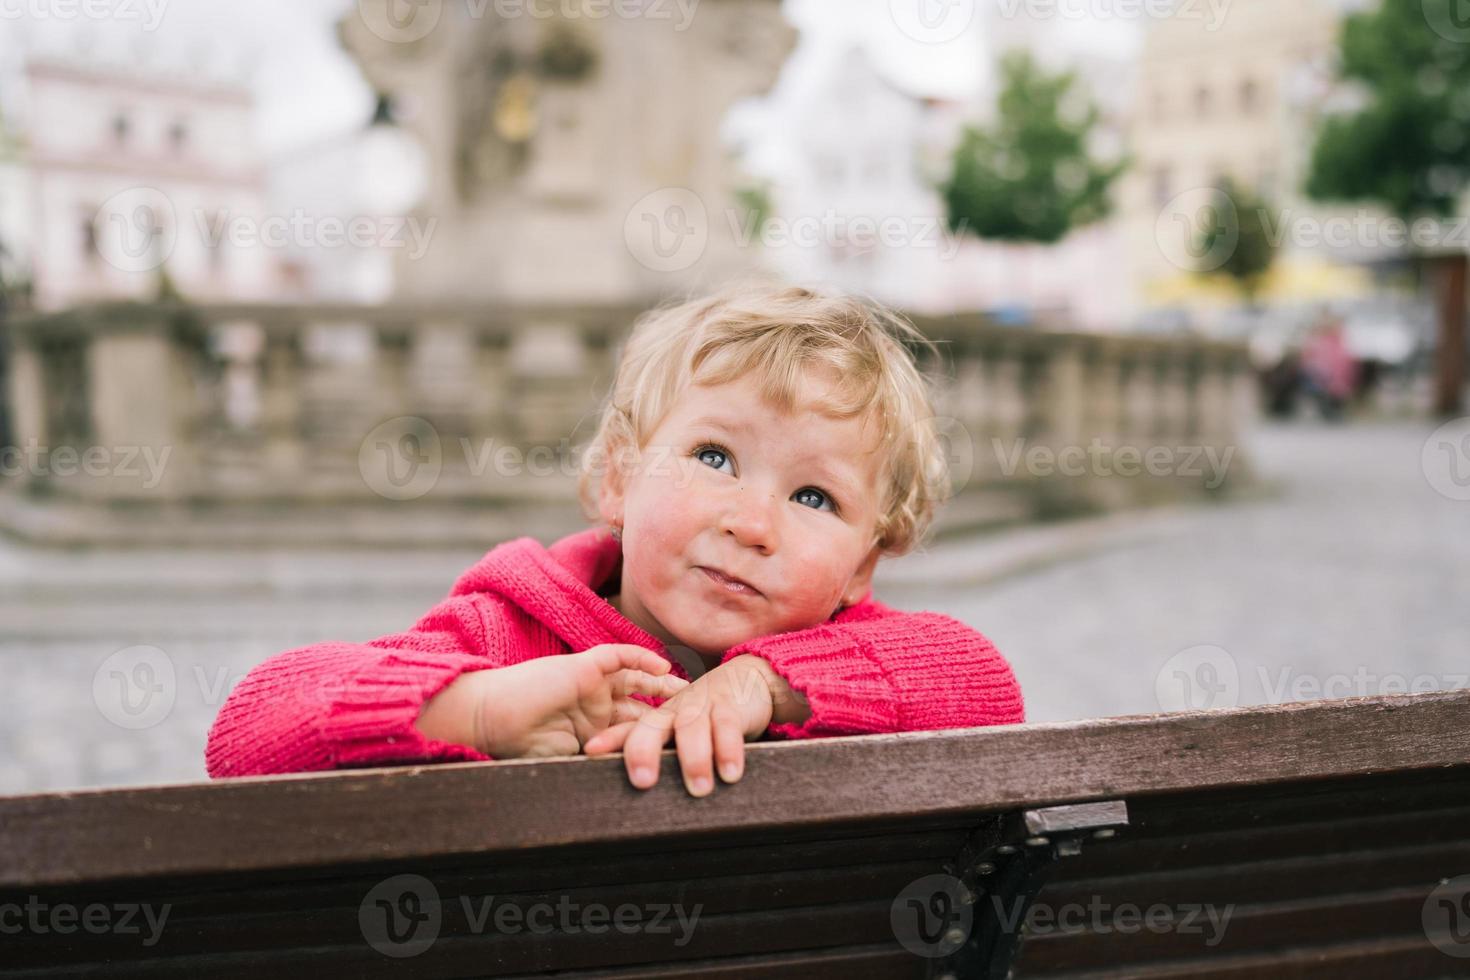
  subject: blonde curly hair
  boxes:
[576,282,952,558]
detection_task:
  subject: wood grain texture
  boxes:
[5,689,1470,888]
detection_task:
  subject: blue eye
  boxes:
[692,442,839,514]
[694,443,733,473]
[794,487,834,512]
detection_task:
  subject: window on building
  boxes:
[1240,79,1260,114]
[1195,85,1213,118]
[111,112,131,146]
[1152,166,1173,207]
[169,120,190,155]
[81,209,99,261]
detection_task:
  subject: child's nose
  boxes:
[719,486,779,550]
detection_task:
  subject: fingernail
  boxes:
[632,766,653,787]
[720,762,740,782]
[688,776,713,796]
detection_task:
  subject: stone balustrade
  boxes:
[1,301,1256,542]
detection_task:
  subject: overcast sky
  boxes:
[0,0,1142,159]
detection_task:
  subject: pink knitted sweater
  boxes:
[205,526,1024,778]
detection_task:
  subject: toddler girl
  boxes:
[205,284,1024,797]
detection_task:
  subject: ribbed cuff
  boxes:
[721,624,900,740]
[321,650,495,768]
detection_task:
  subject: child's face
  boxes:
[600,367,886,657]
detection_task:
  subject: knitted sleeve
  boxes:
[717,600,1024,741]
[204,592,519,778]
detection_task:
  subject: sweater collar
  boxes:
[451,525,883,659]
[450,526,667,655]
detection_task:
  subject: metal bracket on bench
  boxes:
[930,800,1130,980]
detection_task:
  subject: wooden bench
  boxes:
[3,689,1469,977]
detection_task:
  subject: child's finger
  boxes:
[622,710,676,789]
[710,704,745,784]
[609,697,651,727]
[585,720,636,756]
[610,669,688,701]
[587,644,666,678]
[674,712,716,798]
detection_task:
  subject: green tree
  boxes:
[1197,177,1279,306]
[940,50,1125,244]
[1305,0,1470,415]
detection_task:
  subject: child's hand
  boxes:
[583,654,780,797]
[473,645,690,760]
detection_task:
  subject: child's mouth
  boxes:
[698,566,761,597]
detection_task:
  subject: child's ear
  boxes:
[841,544,883,608]
[596,439,633,526]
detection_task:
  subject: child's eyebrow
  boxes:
[687,415,753,434]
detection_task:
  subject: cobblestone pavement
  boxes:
[2,418,1465,794]
[877,418,1470,725]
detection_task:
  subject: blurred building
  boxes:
[1121,0,1377,319]
[340,1,795,307]
[728,16,1134,328]
[23,57,279,310]
[0,106,29,299]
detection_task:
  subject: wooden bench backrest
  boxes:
[2,689,1468,977]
